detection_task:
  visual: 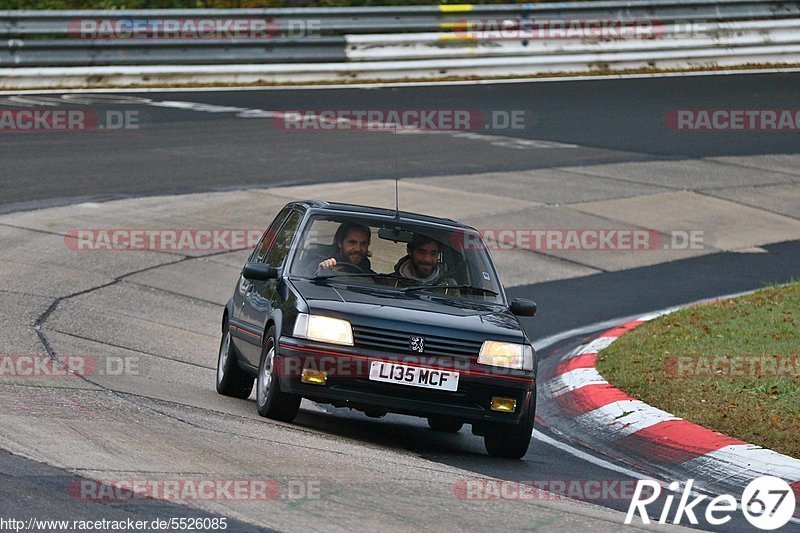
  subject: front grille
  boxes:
[352,324,482,358]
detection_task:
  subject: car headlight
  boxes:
[293,313,353,346]
[478,341,533,370]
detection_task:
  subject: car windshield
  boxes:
[288,213,505,305]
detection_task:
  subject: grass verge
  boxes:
[596,282,800,458]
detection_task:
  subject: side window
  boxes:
[253,208,290,262]
[263,211,302,267]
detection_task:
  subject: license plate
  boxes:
[368,361,459,392]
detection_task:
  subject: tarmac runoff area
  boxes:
[0,153,799,530]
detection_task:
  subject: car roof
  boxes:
[288,199,475,230]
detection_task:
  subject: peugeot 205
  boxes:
[216,200,538,458]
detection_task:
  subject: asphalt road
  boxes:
[6,242,795,531]
[2,72,800,212]
[1,73,799,532]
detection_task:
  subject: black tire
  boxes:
[484,394,535,459]
[427,416,463,433]
[216,323,254,399]
[256,326,301,422]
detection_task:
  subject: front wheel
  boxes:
[484,394,535,459]
[216,325,254,399]
[256,326,301,422]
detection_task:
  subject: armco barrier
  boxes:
[1,0,799,88]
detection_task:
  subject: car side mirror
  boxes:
[510,298,537,317]
[242,263,279,281]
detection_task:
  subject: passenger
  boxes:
[394,234,457,287]
[317,222,375,273]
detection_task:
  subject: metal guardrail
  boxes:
[346,19,800,61]
[1,39,348,67]
[3,1,800,36]
[0,0,799,87]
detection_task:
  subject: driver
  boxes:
[317,222,375,273]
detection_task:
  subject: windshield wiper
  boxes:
[300,273,403,283]
[401,284,498,296]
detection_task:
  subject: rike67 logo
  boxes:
[625,477,796,530]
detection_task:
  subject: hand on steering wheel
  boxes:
[315,259,364,275]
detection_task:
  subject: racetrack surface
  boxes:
[2,72,800,212]
[1,73,799,532]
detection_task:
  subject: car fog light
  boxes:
[490,397,517,412]
[301,369,327,386]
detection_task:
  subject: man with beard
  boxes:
[394,234,459,294]
[317,222,375,273]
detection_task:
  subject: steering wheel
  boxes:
[331,262,364,273]
[315,262,364,275]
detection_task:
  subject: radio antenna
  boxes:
[394,125,400,221]
[394,168,400,220]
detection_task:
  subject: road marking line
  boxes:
[532,428,651,480]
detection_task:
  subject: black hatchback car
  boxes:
[216,200,538,458]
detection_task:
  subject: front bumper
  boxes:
[277,337,536,425]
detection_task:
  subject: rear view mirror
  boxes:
[379,227,414,243]
[510,298,537,317]
[242,263,279,281]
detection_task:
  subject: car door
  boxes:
[230,208,289,357]
[237,209,303,366]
